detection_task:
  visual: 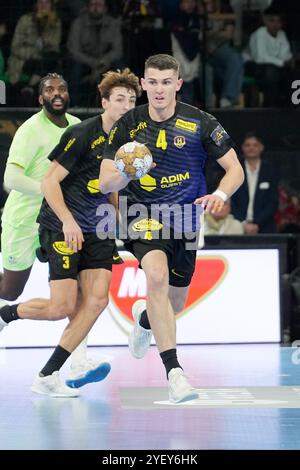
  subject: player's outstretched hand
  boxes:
[194,194,225,214]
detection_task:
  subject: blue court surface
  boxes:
[0,344,300,450]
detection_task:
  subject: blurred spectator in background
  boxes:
[66,0,122,106]
[230,0,273,47]
[56,0,86,18]
[230,0,272,9]
[275,183,300,233]
[0,23,10,87]
[243,7,294,107]
[157,0,180,22]
[231,132,279,233]
[123,0,160,16]
[170,0,201,104]
[204,199,244,235]
[199,0,244,108]
[7,0,61,105]
[59,0,123,16]
[53,0,86,44]
[122,0,171,83]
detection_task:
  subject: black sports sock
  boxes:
[160,348,182,378]
[0,304,20,324]
[139,309,151,329]
[39,345,71,377]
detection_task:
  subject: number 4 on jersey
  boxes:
[156,129,168,150]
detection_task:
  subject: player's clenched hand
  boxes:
[62,218,85,252]
[194,194,225,214]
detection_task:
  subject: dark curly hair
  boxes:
[38,73,68,95]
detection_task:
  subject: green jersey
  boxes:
[2,109,80,228]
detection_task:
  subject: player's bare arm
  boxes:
[194,148,244,214]
[108,191,120,223]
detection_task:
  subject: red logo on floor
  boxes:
[110,256,227,322]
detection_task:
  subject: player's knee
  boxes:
[48,299,76,320]
[172,300,185,315]
[146,266,169,291]
[1,287,24,301]
[86,295,109,319]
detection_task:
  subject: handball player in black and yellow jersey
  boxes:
[100,54,244,403]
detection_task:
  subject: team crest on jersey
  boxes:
[210,124,229,147]
[174,136,186,148]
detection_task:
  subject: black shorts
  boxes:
[38,227,116,281]
[124,229,199,288]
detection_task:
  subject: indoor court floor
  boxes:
[0,343,300,450]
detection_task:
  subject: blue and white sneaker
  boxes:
[65,359,111,388]
[128,299,152,359]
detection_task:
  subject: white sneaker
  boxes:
[65,359,111,388]
[168,368,198,404]
[0,300,8,332]
[128,299,152,359]
[31,371,80,397]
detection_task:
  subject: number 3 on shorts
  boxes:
[62,255,70,269]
